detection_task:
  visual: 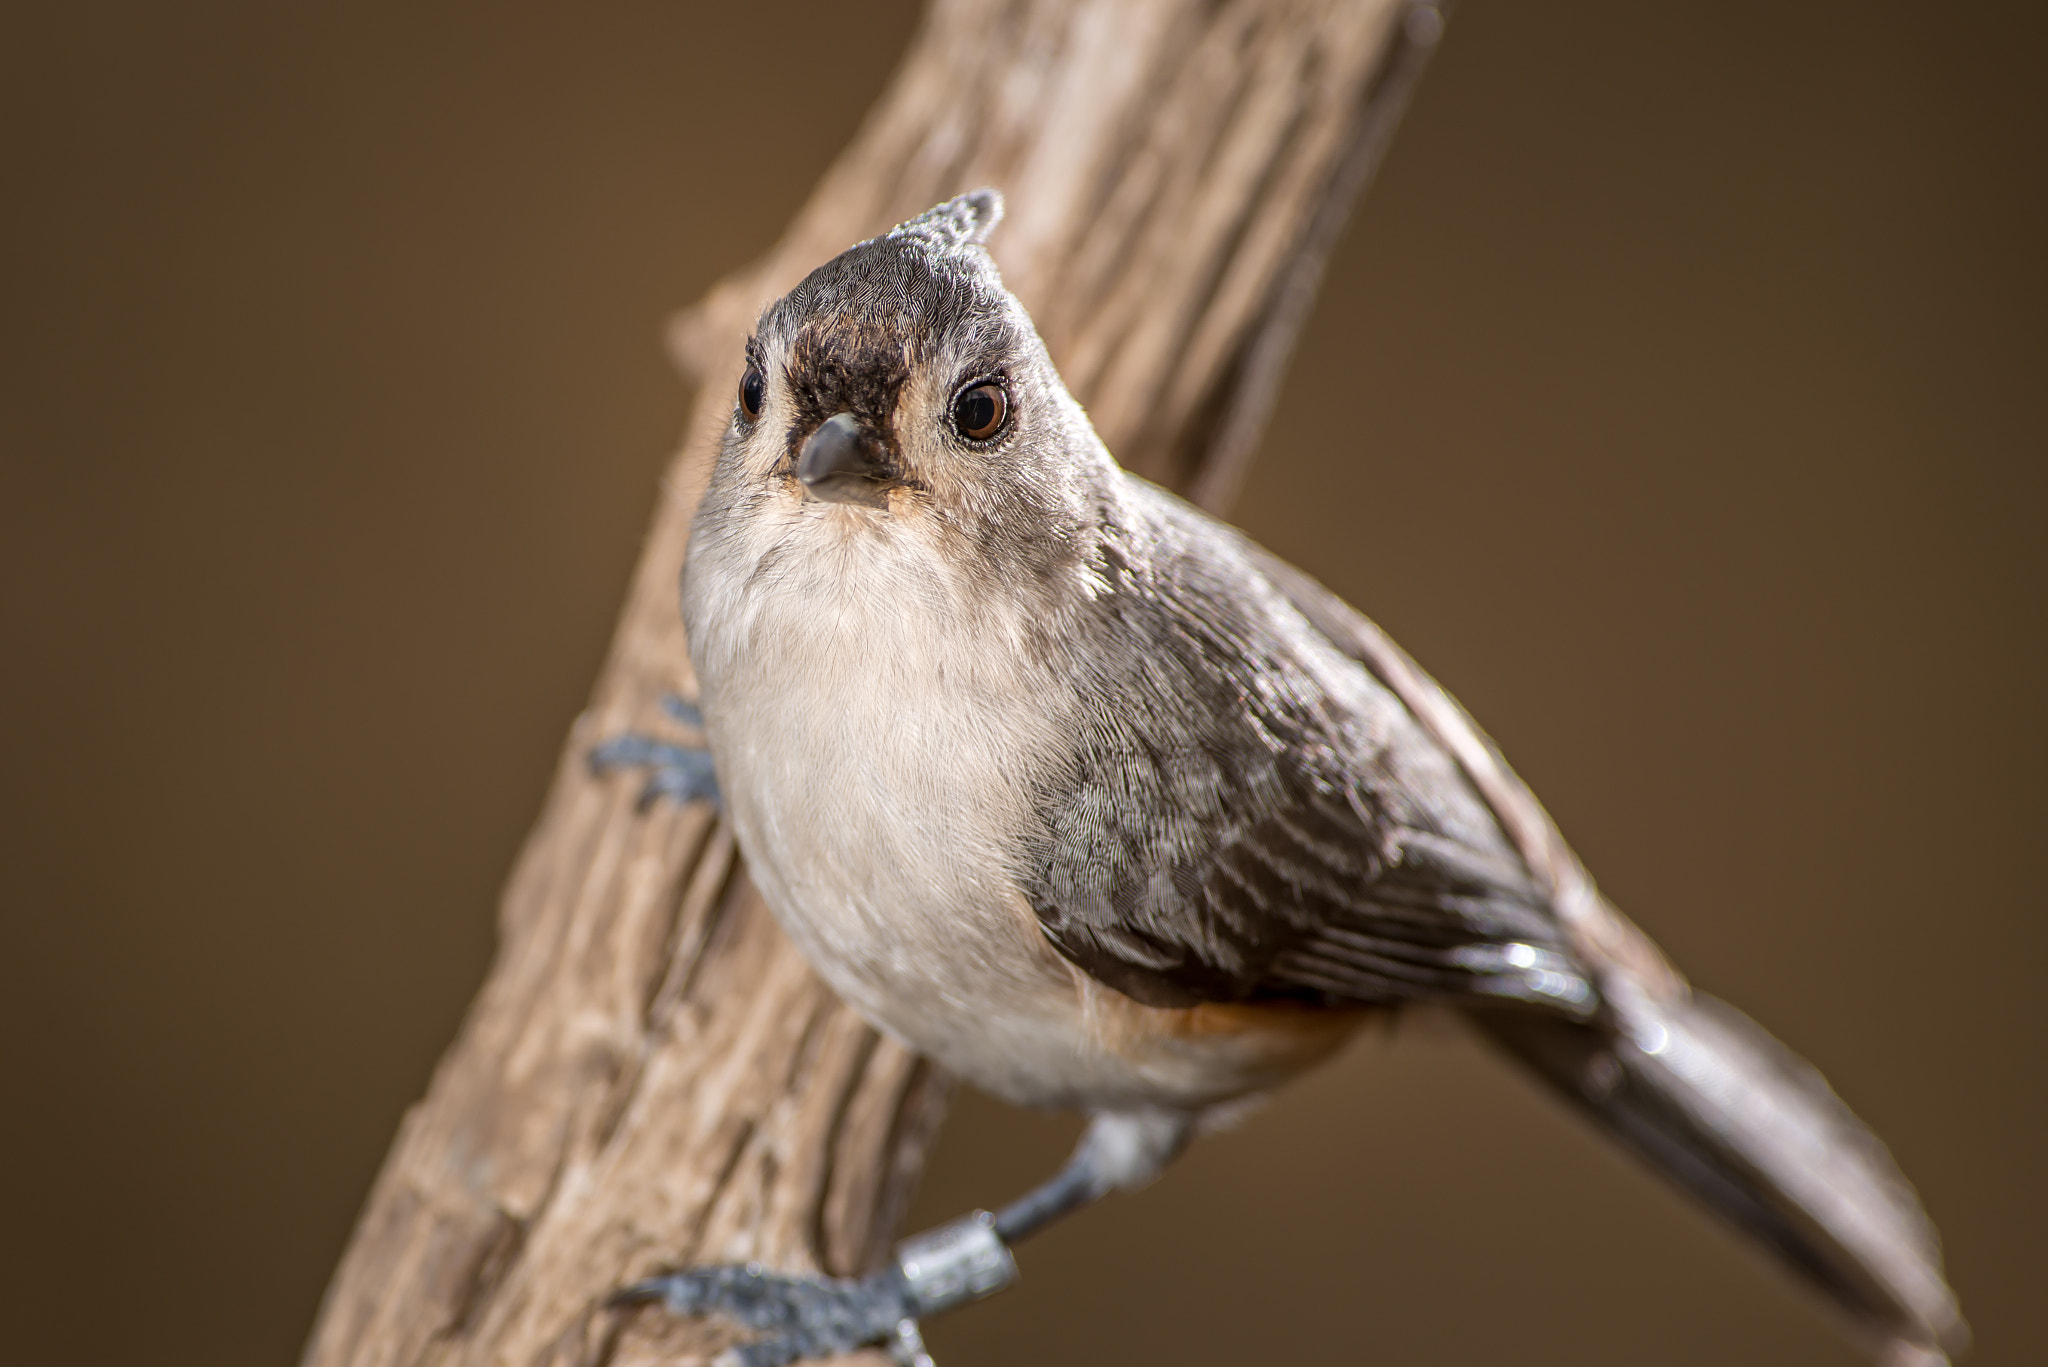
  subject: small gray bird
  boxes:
[598,191,1965,1367]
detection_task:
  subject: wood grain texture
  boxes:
[299,3,1441,1365]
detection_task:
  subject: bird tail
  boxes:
[1470,989,1966,1365]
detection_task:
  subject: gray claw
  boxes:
[588,731,721,811]
[612,1216,1018,1365]
[614,1263,917,1366]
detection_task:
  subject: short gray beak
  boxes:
[797,412,893,506]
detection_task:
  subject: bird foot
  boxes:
[613,1214,1016,1367]
[589,695,721,810]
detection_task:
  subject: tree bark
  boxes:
[300,3,1443,1365]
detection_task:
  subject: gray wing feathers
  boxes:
[1029,494,1591,1012]
[1240,542,1687,1003]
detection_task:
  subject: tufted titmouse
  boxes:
[597,192,1964,1367]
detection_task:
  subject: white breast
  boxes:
[683,488,1096,1102]
[681,484,1348,1111]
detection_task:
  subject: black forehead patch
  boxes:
[781,321,912,439]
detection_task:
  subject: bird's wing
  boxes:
[1027,501,1627,1016]
[1238,542,1687,1003]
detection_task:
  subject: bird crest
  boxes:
[885,188,1004,255]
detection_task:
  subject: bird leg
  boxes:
[613,1109,1194,1367]
[588,694,721,810]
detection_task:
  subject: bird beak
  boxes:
[797,412,895,507]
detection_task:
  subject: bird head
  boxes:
[718,191,1105,537]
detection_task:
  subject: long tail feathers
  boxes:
[1471,990,1966,1364]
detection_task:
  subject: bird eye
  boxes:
[737,365,765,420]
[951,381,1007,442]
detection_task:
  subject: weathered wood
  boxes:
[299,3,1442,1365]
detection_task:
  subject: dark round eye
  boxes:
[951,382,1007,441]
[737,365,765,420]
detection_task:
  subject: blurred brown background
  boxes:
[2,2,2041,1364]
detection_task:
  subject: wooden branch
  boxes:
[300,3,1442,1365]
